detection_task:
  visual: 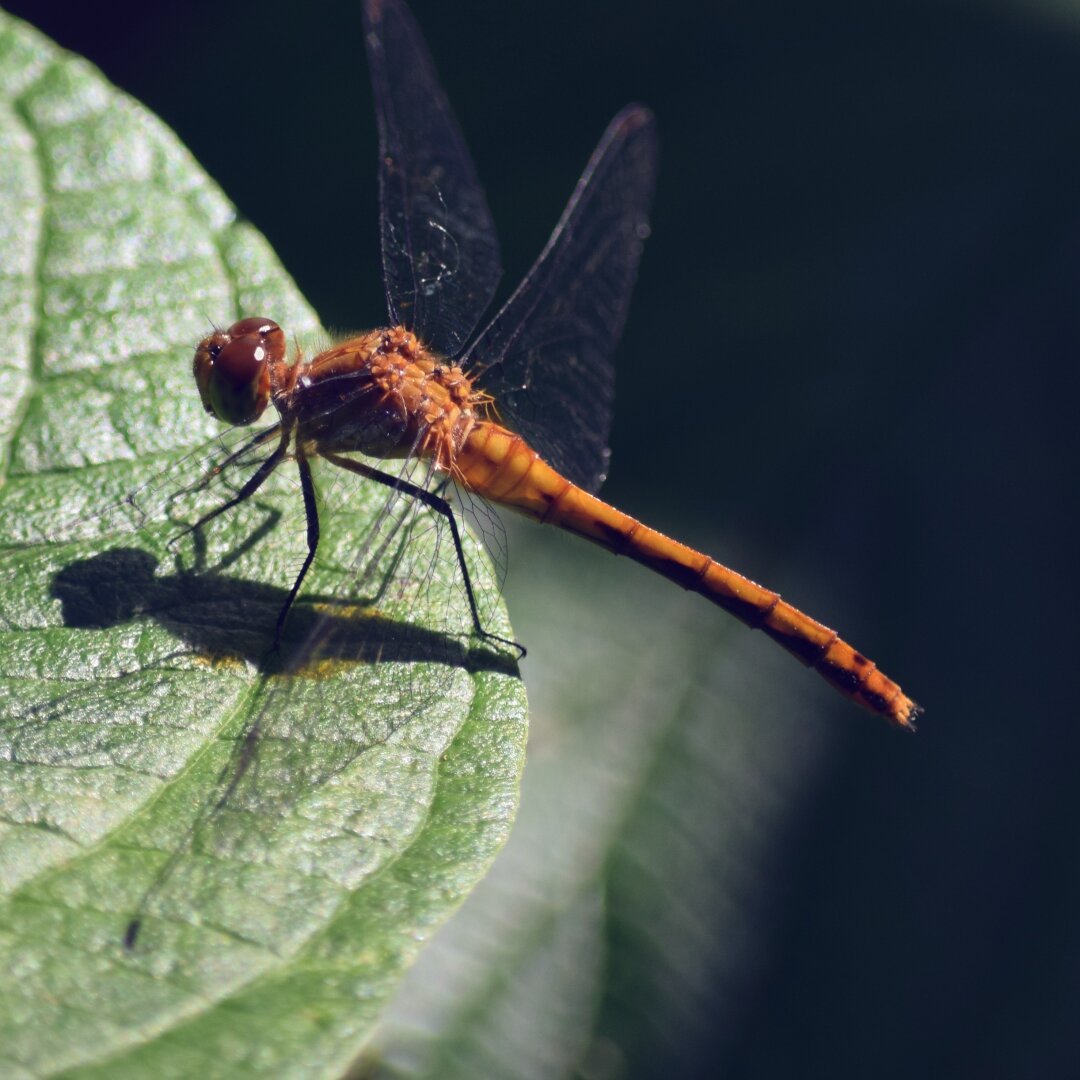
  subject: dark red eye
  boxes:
[216,335,268,388]
[228,317,282,339]
[193,317,284,425]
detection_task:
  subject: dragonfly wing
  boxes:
[120,448,515,949]
[464,105,659,494]
[4,441,514,950]
[363,0,502,355]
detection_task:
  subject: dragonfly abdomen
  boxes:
[459,421,920,730]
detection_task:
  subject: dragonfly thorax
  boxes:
[287,325,482,470]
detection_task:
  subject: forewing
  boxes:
[363,0,502,354]
[465,105,659,494]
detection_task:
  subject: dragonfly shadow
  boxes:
[49,547,519,678]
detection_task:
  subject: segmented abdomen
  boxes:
[458,421,920,729]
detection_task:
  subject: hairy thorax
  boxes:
[280,326,483,468]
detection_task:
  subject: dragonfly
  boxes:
[186,0,921,732]
[0,0,923,970]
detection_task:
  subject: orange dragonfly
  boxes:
[188,0,920,731]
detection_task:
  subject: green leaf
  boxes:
[0,11,526,1078]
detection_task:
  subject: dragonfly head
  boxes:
[193,317,285,425]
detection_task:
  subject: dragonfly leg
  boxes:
[190,423,282,495]
[320,451,524,657]
[168,429,289,548]
[272,451,320,649]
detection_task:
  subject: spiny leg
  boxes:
[140,426,282,535]
[272,450,320,649]
[181,423,283,499]
[320,451,523,655]
[169,428,290,552]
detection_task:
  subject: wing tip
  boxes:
[612,102,657,132]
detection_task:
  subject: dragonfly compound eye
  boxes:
[193,317,283,425]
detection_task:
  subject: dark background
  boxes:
[7,0,1078,1076]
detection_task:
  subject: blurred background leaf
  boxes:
[364,528,832,1078]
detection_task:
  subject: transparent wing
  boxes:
[0,422,295,793]
[0,425,294,899]
[363,0,502,355]
[464,105,659,494]
[0,420,284,570]
[120,446,515,951]
[1,428,513,951]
